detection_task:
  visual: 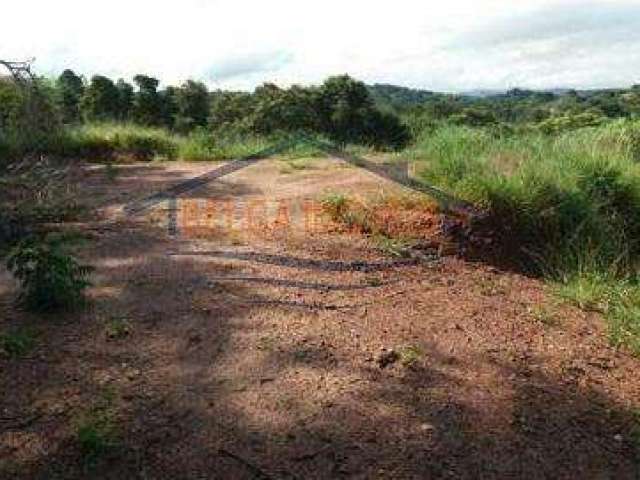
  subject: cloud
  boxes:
[1,0,639,91]
[448,1,640,49]
[437,1,640,90]
[205,51,294,83]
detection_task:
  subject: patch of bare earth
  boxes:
[1,157,639,479]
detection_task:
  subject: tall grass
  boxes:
[408,120,640,353]
[18,123,336,162]
[55,123,180,161]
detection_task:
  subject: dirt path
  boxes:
[2,157,640,479]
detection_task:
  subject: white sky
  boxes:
[1,0,639,91]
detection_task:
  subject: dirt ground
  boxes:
[1,157,640,479]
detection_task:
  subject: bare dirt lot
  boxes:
[2,157,640,479]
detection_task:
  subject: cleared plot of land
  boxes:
[1,157,639,479]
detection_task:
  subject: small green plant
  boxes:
[76,389,119,466]
[530,304,559,326]
[477,276,508,297]
[77,420,116,463]
[6,235,93,312]
[399,345,423,367]
[256,335,277,351]
[373,235,412,258]
[0,327,37,358]
[278,158,314,174]
[104,317,131,340]
[342,210,374,233]
[321,193,349,221]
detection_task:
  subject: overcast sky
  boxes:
[1,0,639,91]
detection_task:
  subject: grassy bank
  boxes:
[0,123,335,163]
[407,121,640,353]
[56,123,274,162]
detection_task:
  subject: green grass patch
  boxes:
[399,344,424,367]
[0,327,37,358]
[321,193,349,222]
[54,123,180,161]
[372,235,413,258]
[75,389,119,467]
[104,317,131,340]
[529,304,560,327]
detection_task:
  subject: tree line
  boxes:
[52,71,409,148]
[3,66,640,156]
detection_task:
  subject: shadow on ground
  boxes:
[1,160,639,479]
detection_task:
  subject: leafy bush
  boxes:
[534,111,606,134]
[0,77,62,161]
[0,327,37,358]
[6,235,93,312]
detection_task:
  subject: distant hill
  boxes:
[368,84,576,109]
[460,89,505,98]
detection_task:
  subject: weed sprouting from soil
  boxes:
[372,235,413,258]
[75,389,120,468]
[399,344,423,367]
[530,304,560,327]
[321,193,349,222]
[104,317,131,340]
[0,327,37,358]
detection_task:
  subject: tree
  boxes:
[56,69,84,124]
[250,83,316,134]
[115,79,134,121]
[209,91,254,131]
[0,78,25,133]
[80,75,120,121]
[208,76,408,149]
[174,80,209,132]
[132,75,163,126]
[160,86,178,129]
[316,75,408,147]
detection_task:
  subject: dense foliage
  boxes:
[395,86,640,134]
[210,76,409,148]
[1,72,411,156]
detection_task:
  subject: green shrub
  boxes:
[321,193,349,221]
[399,344,423,367]
[534,111,606,134]
[6,235,93,312]
[0,327,37,358]
[77,418,117,463]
